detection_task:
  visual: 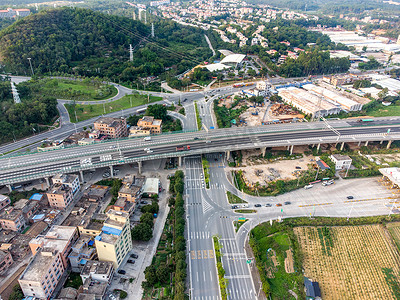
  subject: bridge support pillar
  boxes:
[387,140,393,149]
[317,143,321,152]
[45,177,50,187]
[340,142,345,151]
[380,140,384,145]
[178,156,182,167]
[365,141,369,147]
[358,141,361,147]
[138,161,142,174]
[289,145,294,155]
[109,165,114,177]
[79,170,84,183]
[226,150,231,161]
[6,185,12,193]
[261,147,266,157]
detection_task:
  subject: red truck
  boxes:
[176,145,191,151]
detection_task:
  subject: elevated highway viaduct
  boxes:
[1,117,400,188]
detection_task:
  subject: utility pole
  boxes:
[27,58,34,76]
[129,44,133,62]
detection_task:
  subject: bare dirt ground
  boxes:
[370,153,400,164]
[284,249,295,273]
[229,149,314,186]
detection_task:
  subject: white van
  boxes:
[304,185,313,190]
[144,136,151,141]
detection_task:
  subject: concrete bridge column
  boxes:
[289,145,294,155]
[261,147,266,157]
[387,140,393,149]
[45,177,50,187]
[365,141,369,147]
[6,185,12,193]
[109,165,114,177]
[79,170,84,183]
[226,150,231,161]
[358,141,361,146]
[380,140,384,145]
[178,156,182,167]
[340,142,345,151]
[317,143,321,152]
[138,161,142,174]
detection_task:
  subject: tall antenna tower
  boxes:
[144,10,147,24]
[11,82,21,104]
[129,44,133,62]
[133,11,136,20]
[151,23,155,38]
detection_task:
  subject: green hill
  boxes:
[0,7,212,80]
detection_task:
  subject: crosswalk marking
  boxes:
[190,231,210,240]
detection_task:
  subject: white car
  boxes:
[144,148,149,152]
[146,149,153,153]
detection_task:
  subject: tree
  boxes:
[144,265,157,286]
[140,212,154,227]
[127,114,142,126]
[9,284,24,300]
[145,104,168,121]
[131,223,153,241]
[156,265,170,284]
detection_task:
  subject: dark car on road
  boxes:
[284,201,291,205]
[254,204,262,207]
[127,260,135,264]
[117,270,126,275]
[231,205,238,209]
[265,203,272,207]
[130,254,138,259]
[347,196,354,199]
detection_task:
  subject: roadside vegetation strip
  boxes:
[65,94,162,123]
[194,101,202,130]
[234,219,248,232]
[299,203,333,207]
[234,209,257,213]
[142,170,186,299]
[226,191,247,204]
[213,236,228,300]
[202,156,210,188]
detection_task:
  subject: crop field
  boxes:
[294,225,400,300]
[387,222,400,250]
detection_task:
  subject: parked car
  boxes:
[130,254,138,259]
[254,204,262,207]
[347,196,354,199]
[194,137,199,140]
[117,270,126,275]
[127,260,135,264]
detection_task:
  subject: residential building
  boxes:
[0,195,11,211]
[118,182,140,202]
[128,126,151,137]
[80,260,114,283]
[29,225,78,268]
[19,247,65,299]
[0,8,31,19]
[0,207,25,232]
[52,174,80,195]
[83,185,109,202]
[110,197,135,215]
[46,183,73,209]
[330,154,352,170]
[136,116,162,134]
[68,235,96,272]
[93,117,128,139]
[95,210,132,269]
[0,250,13,274]
[13,199,39,222]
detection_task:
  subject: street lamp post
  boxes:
[27,58,34,76]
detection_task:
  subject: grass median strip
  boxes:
[226,191,247,204]
[194,101,202,130]
[202,156,210,188]
[234,209,257,213]
[213,236,228,300]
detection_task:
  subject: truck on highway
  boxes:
[176,145,191,151]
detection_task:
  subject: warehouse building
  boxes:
[278,87,341,117]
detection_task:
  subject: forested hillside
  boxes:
[0,7,212,80]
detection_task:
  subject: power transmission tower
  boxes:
[144,10,147,24]
[132,11,136,20]
[129,44,133,62]
[151,23,155,38]
[11,82,21,104]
